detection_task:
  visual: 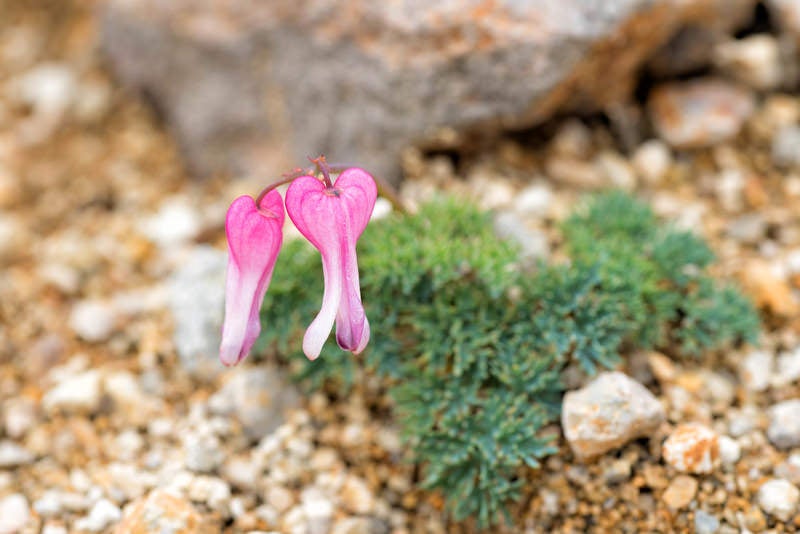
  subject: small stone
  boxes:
[739,350,774,392]
[773,346,800,387]
[768,399,800,449]
[562,372,665,459]
[104,371,157,425]
[74,80,112,123]
[603,458,632,484]
[183,430,224,473]
[74,499,122,532]
[514,183,554,216]
[493,212,550,262]
[0,440,34,467]
[768,0,800,35]
[546,157,604,188]
[140,196,202,248]
[340,475,376,515]
[41,525,68,534]
[728,406,760,437]
[208,366,300,441]
[222,456,259,491]
[776,453,800,485]
[332,517,389,534]
[0,494,30,534]
[718,435,741,466]
[648,352,677,384]
[42,370,102,414]
[0,215,24,260]
[13,63,75,116]
[727,213,767,245]
[713,35,782,91]
[264,485,295,514]
[757,478,799,522]
[108,463,153,501]
[701,372,735,413]
[741,506,767,532]
[168,245,227,374]
[3,397,38,438]
[187,476,231,513]
[300,488,333,533]
[694,510,720,534]
[69,300,117,342]
[550,119,593,158]
[648,78,755,149]
[467,173,515,210]
[662,423,719,474]
[662,475,698,510]
[34,491,63,517]
[595,151,636,190]
[632,139,672,184]
[772,125,800,169]
[112,430,145,461]
[116,489,201,533]
[740,260,799,316]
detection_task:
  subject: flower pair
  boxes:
[219,166,377,366]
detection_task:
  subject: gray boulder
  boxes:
[101,0,756,182]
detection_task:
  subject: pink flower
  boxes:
[285,167,377,360]
[219,191,284,366]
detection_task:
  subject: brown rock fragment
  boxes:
[115,489,207,534]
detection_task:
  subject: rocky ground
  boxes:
[3,1,800,534]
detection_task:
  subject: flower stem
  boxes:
[257,156,409,215]
[254,169,305,210]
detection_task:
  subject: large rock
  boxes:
[100,0,756,182]
[168,246,227,374]
[562,371,665,459]
[208,366,301,441]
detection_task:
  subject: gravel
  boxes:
[6,3,800,531]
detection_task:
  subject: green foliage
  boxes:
[259,191,759,528]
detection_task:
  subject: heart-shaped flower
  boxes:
[285,167,377,360]
[219,190,284,366]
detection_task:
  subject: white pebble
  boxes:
[739,350,773,392]
[42,370,102,414]
[13,63,75,116]
[768,399,800,449]
[0,494,30,534]
[140,197,201,248]
[514,182,554,215]
[74,499,122,532]
[718,435,741,466]
[757,478,799,522]
[34,491,63,517]
[633,139,672,184]
[0,440,34,467]
[69,300,116,342]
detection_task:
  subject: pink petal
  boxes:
[285,168,376,359]
[219,192,284,366]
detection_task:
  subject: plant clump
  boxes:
[258,191,759,527]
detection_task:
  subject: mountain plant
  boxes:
[256,190,759,527]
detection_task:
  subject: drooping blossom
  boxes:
[285,167,377,360]
[219,190,284,366]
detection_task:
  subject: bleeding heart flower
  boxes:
[219,190,284,366]
[285,167,377,360]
